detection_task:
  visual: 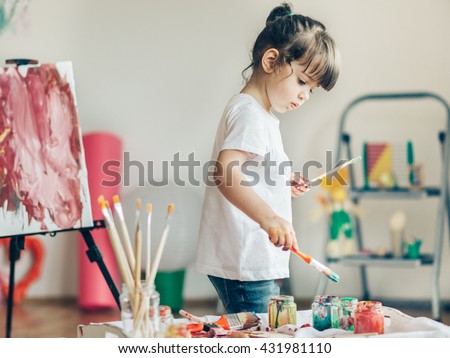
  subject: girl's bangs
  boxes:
[298,39,339,91]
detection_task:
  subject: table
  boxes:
[77,306,450,338]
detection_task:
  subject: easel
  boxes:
[2,221,121,338]
[1,59,121,337]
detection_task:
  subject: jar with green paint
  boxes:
[311,295,341,331]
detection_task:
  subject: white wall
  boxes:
[0,0,449,303]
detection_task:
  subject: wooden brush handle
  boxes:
[179,309,205,324]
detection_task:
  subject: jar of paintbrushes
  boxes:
[97,195,174,338]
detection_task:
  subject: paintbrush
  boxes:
[133,221,142,311]
[305,155,362,186]
[97,196,134,291]
[211,312,260,330]
[112,195,136,271]
[132,226,150,336]
[147,204,174,288]
[145,204,153,282]
[290,246,340,283]
[178,310,225,333]
[179,309,259,331]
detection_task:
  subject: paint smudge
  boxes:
[0,63,85,233]
[0,0,30,35]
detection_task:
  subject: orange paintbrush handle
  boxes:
[290,247,312,264]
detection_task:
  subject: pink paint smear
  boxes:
[0,64,83,231]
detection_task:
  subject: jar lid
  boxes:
[270,295,294,303]
[160,305,172,317]
[340,297,358,306]
[356,300,382,312]
[314,295,340,305]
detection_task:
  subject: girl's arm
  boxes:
[214,149,298,251]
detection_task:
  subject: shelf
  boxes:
[350,187,441,200]
[324,91,450,321]
[327,254,434,268]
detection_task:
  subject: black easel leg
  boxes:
[80,229,121,309]
[6,236,25,338]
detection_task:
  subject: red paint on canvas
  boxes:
[0,64,83,231]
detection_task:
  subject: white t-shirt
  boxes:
[196,93,292,281]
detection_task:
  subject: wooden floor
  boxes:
[1,298,449,338]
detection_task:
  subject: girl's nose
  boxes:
[299,87,310,102]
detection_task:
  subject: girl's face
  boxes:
[266,61,318,113]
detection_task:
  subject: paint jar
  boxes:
[148,283,161,333]
[268,295,297,328]
[159,305,174,324]
[157,305,174,337]
[354,301,384,334]
[330,297,358,331]
[119,284,134,336]
[119,282,160,337]
[311,295,341,331]
[164,324,192,338]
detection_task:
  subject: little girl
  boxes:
[196,2,340,314]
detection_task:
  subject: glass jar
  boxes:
[147,283,160,333]
[311,295,341,331]
[157,305,174,337]
[119,282,160,337]
[164,324,192,338]
[354,301,384,334]
[268,295,297,329]
[159,305,174,324]
[119,283,134,336]
[330,297,358,331]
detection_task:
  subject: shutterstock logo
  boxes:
[101,151,348,187]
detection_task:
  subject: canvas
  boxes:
[0,61,93,237]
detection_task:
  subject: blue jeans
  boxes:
[208,275,281,314]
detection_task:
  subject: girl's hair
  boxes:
[243,2,339,91]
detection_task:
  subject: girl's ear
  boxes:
[261,48,279,73]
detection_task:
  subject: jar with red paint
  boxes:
[354,301,384,334]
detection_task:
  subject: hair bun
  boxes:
[266,2,293,24]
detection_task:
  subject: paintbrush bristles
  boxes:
[310,258,340,283]
[98,195,105,206]
[137,198,142,210]
[147,204,152,213]
[168,203,174,215]
[290,246,340,283]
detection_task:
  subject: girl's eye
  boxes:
[298,79,306,86]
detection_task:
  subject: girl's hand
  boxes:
[290,172,311,198]
[261,215,299,251]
